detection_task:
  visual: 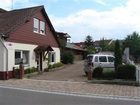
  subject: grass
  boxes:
[93,68,116,80]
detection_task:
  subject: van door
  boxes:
[98,56,108,68]
[107,56,114,68]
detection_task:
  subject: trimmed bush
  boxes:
[14,69,20,78]
[48,62,64,69]
[117,64,136,79]
[62,51,74,64]
[93,67,103,78]
[25,67,37,74]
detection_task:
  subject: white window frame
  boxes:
[33,18,39,33]
[15,50,29,65]
[33,18,46,35]
[40,21,45,35]
[49,52,56,64]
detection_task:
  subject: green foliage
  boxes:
[99,38,108,51]
[102,69,116,79]
[14,69,20,78]
[48,62,64,69]
[117,64,136,79]
[93,67,103,78]
[84,35,95,55]
[25,67,37,74]
[114,40,122,71]
[61,51,74,64]
[105,42,115,52]
[86,45,96,54]
[84,35,94,47]
[123,32,140,62]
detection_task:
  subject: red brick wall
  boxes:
[7,10,59,47]
[0,71,13,80]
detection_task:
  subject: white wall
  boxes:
[4,41,60,71]
[0,40,4,71]
[0,39,7,72]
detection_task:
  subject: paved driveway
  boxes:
[31,61,87,82]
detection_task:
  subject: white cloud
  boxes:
[50,0,140,42]
[0,0,12,10]
[95,0,107,6]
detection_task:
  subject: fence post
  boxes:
[87,61,93,80]
[19,59,24,79]
[136,66,140,86]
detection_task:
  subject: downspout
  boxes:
[0,36,8,80]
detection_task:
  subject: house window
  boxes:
[33,18,45,35]
[40,21,45,34]
[49,52,56,63]
[33,18,39,33]
[15,50,29,65]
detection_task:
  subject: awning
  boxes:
[34,45,54,52]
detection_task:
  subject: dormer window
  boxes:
[33,18,45,35]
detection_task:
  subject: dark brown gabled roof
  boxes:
[0,6,60,47]
[0,8,7,13]
[0,6,43,37]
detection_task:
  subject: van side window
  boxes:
[99,56,107,62]
[95,56,98,62]
[108,56,114,62]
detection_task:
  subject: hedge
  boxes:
[117,64,136,79]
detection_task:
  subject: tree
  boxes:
[84,35,95,54]
[114,40,122,71]
[99,37,107,51]
[123,32,140,62]
[84,35,94,47]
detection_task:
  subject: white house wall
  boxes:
[4,41,60,71]
[0,40,4,71]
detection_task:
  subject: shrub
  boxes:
[25,67,37,74]
[93,67,103,78]
[117,64,136,79]
[53,62,64,68]
[62,51,74,64]
[114,40,122,71]
[14,69,20,78]
[48,62,64,69]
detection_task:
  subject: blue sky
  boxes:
[0,0,140,42]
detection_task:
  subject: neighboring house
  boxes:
[56,31,71,48]
[0,6,60,80]
[66,43,86,61]
[74,39,114,52]
[74,42,86,49]
[56,32,85,61]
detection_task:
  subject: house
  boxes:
[66,43,86,61]
[0,6,60,80]
[56,32,85,61]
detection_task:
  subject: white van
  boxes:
[84,54,115,74]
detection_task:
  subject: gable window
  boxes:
[33,18,39,33]
[33,18,45,35]
[15,50,29,65]
[40,21,45,34]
